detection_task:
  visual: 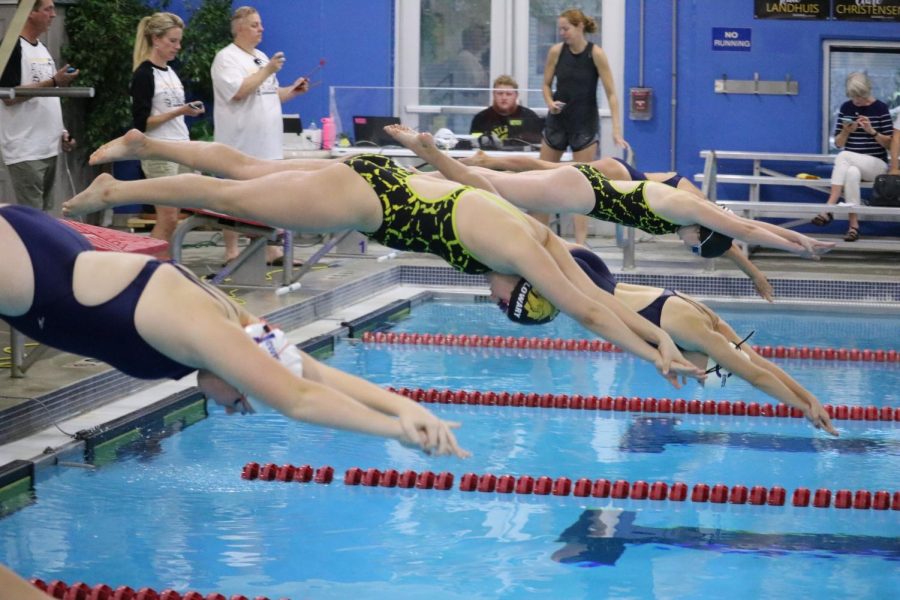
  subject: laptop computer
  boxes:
[352,116,402,146]
[505,116,544,146]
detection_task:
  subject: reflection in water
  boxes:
[552,508,900,567]
[620,417,897,455]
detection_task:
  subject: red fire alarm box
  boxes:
[629,87,653,121]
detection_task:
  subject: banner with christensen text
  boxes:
[832,0,900,21]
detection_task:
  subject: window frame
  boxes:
[395,0,624,155]
[821,39,900,153]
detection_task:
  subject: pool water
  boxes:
[1,301,898,599]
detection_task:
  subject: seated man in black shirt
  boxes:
[469,75,542,147]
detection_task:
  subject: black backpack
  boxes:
[866,174,900,207]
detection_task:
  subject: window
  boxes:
[396,0,621,151]
[822,40,900,152]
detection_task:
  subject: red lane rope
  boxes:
[360,331,900,363]
[386,387,900,423]
[241,462,900,512]
[29,579,283,599]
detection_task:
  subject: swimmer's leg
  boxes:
[64,165,374,233]
[91,129,335,180]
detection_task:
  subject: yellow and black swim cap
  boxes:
[505,279,559,325]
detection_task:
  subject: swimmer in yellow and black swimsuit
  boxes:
[572,163,682,236]
[346,153,517,274]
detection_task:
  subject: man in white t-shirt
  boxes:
[0,0,78,211]
[211,5,309,263]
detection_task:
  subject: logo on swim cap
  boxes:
[244,322,304,379]
[505,279,559,325]
[695,226,733,258]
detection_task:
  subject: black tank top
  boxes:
[553,42,599,130]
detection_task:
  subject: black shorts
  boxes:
[542,111,599,152]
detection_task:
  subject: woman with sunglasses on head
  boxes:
[0,204,468,458]
[388,127,834,262]
[567,246,836,435]
[64,129,706,388]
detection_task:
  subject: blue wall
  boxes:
[625,1,898,198]
[248,0,394,125]
[173,0,895,194]
[171,0,394,127]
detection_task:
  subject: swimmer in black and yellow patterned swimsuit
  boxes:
[571,163,681,236]
[345,153,491,274]
[392,129,834,262]
[67,128,713,386]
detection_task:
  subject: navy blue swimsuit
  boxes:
[570,247,676,328]
[1,205,194,380]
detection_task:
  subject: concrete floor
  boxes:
[1,226,898,444]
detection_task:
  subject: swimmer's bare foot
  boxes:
[62,173,117,216]
[384,124,441,162]
[459,150,490,167]
[89,129,149,165]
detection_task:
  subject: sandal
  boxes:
[811,212,833,226]
[843,226,859,242]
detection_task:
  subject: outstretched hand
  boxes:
[655,337,706,388]
[397,413,471,458]
[806,402,838,437]
[753,274,775,303]
[797,236,836,259]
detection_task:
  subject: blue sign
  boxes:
[712,27,752,51]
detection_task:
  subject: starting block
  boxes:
[170,208,293,287]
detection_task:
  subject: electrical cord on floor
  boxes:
[26,396,77,439]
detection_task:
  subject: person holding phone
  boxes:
[212,5,310,266]
[130,12,205,257]
[812,72,893,241]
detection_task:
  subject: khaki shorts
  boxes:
[8,156,58,211]
[141,159,191,179]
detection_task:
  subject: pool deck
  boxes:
[1,229,898,465]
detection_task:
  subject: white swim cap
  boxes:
[244,322,304,381]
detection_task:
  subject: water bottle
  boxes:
[305,120,321,149]
[321,116,335,150]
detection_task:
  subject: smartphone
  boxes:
[188,101,204,110]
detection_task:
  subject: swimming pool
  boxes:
[1,300,897,599]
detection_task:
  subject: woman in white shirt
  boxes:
[130,12,205,256]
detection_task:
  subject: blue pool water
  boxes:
[0,301,898,599]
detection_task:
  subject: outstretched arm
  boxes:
[303,355,469,457]
[660,192,835,258]
[478,222,703,386]
[724,245,774,302]
[145,294,469,457]
[695,317,837,435]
